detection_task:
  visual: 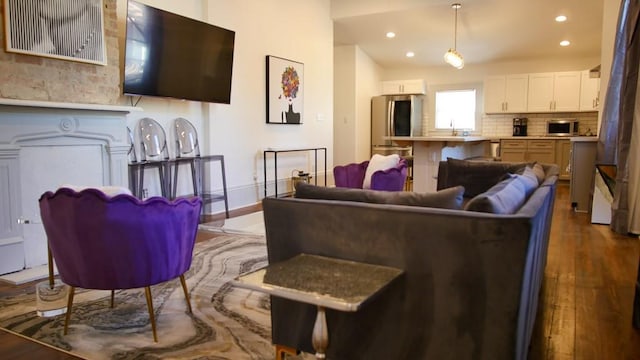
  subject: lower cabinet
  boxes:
[500,139,527,162]
[500,139,569,179]
[526,140,556,164]
[556,140,571,180]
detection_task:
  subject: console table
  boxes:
[234,253,403,359]
[263,147,327,198]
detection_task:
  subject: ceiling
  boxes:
[331,0,605,68]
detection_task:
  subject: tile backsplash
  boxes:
[481,112,598,137]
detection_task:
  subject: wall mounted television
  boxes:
[123,0,235,104]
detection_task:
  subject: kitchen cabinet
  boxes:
[579,70,600,111]
[556,139,571,180]
[527,72,581,112]
[483,75,528,113]
[500,139,527,162]
[526,139,556,164]
[499,139,556,164]
[570,140,597,212]
[381,79,426,95]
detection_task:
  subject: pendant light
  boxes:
[444,3,464,69]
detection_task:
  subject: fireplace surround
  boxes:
[0,98,138,275]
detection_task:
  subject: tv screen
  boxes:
[123,1,235,104]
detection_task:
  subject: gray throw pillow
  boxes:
[294,182,466,210]
[532,163,546,184]
[444,158,529,197]
[464,174,528,214]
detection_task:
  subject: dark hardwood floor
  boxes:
[0,186,638,359]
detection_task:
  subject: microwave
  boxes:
[547,119,579,136]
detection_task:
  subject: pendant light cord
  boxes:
[452,3,460,51]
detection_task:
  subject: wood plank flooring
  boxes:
[1,186,639,359]
[528,182,640,360]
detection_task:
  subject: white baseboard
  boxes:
[0,264,57,285]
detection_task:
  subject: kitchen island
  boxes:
[389,136,491,192]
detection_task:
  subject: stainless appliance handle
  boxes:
[388,100,395,137]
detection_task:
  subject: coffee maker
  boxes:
[513,118,528,136]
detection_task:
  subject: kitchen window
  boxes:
[430,83,482,134]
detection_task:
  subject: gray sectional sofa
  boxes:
[262,159,559,360]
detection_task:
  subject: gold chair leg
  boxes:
[179,275,193,313]
[110,290,115,308]
[144,286,158,342]
[64,286,76,335]
[275,344,298,360]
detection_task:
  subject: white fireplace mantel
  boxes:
[0,98,140,276]
[0,98,141,113]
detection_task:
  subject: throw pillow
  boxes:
[295,182,466,210]
[532,163,546,184]
[362,154,400,189]
[444,158,529,197]
[464,174,527,214]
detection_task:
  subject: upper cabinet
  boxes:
[381,79,426,95]
[484,74,528,113]
[579,70,601,111]
[527,71,581,112]
[484,70,596,114]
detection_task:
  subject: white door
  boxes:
[20,145,104,268]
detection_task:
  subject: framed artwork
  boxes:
[266,55,304,124]
[3,0,107,65]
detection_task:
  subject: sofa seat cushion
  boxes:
[295,182,465,210]
[443,158,529,197]
[464,174,535,214]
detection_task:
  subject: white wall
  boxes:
[333,45,382,166]
[333,46,357,166]
[116,0,334,210]
[355,46,383,160]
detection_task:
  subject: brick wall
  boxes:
[0,0,120,105]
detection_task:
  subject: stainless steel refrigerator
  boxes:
[371,94,423,156]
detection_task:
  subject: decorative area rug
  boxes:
[0,233,303,359]
[199,211,265,236]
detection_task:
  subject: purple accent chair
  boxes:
[333,158,408,191]
[38,188,202,342]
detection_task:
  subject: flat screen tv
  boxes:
[123,1,235,104]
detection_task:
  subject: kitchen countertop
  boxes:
[388,136,490,142]
[497,135,597,141]
[569,136,598,142]
[387,135,597,143]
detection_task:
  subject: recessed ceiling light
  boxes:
[555,15,567,22]
[386,32,396,38]
[406,51,415,58]
[560,40,571,46]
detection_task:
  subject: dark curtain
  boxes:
[597,0,640,234]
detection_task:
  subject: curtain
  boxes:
[597,0,640,234]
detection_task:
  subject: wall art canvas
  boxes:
[3,0,107,65]
[266,55,304,124]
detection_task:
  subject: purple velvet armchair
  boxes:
[38,187,202,342]
[333,158,408,191]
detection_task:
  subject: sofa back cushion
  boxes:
[295,182,465,210]
[464,174,535,214]
[438,158,529,197]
